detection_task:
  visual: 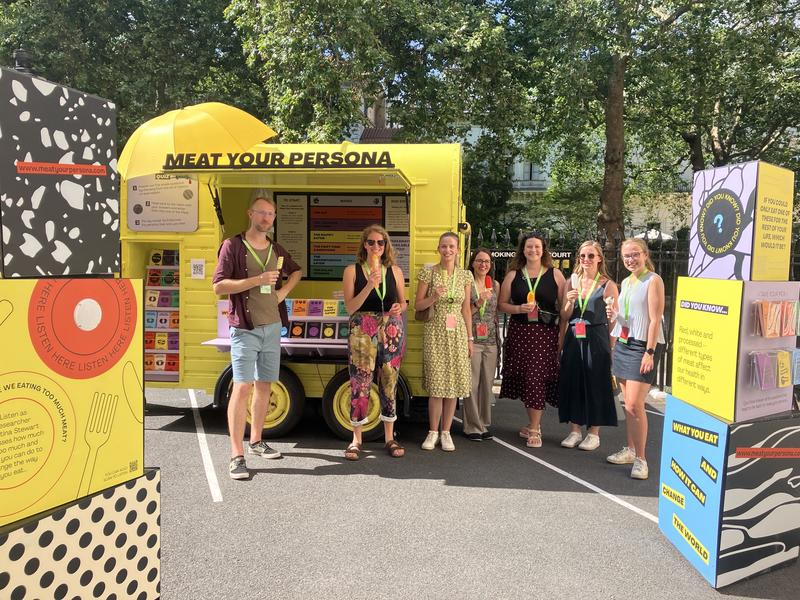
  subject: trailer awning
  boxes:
[188,167,415,191]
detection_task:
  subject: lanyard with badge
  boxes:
[574,272,600,339]
[522,267,544,322]
[473,279,491,340]
[618,269,647,343]
[363,261,387,307]
[442,268,459,332]
[243,239,274,294]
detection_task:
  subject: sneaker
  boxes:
[631,457,649,480]
[421,430,439,451]
[578,433,600,451]
[465,432,482,441]
[440,430,455,451]
[481,430,493,440]
[561,431,583,448]
[248,440,282,459]
[607,446,636,465]
[229,456,248,480]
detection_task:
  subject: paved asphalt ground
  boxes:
[144,388,798,600]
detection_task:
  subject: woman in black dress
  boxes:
[558,241,619,451]
[498,231,566,448]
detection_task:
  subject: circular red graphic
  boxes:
[28,280,138,378]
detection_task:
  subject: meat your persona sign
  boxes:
[162,149,396,170]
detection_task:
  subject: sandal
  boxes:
[526,429,542,448]
[519,426,531,439]
[344,443,362,461]
[385,439,405,458]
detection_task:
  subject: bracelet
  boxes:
[468,337,474,341]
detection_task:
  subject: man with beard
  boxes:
[212,189,302,480]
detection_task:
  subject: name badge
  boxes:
[527,304,539,323]
[260,285,272,294]
[574,320,587,339]
[619,326,629,344]
[445,313,457,332]
[476,323,489,340]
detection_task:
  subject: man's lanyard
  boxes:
[364,263,387,301]
[243,239,273,273]
[577,272,601,318]
[473,281,487,318]
[522,266,544,304]
[621,269,648,320]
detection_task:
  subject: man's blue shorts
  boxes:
[229,322,281,383]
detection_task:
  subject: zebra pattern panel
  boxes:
[718,415,800,587]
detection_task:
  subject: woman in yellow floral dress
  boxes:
[415,232,474,452]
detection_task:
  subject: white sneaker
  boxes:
[631,457,649,480]
[607,446,636,465]
[561,431,583,448]
[421,430,439,451]
[440,431,455,452]
[578,433,600,451]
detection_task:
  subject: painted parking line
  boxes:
[189,389,223,502]
[455,416,658,524]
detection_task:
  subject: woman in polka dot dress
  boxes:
[415,232,474,452]
[498,231,566,448]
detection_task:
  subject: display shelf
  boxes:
[144,371,179,381]
[287,315,349,322]
[145,249,181,384]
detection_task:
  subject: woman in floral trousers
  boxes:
[341,225,407,460]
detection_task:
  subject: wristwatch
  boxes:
[645,348,655,356]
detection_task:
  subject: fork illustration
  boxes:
[0,299,12,327]
[78,392,118,497]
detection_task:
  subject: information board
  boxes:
[127,174,198,232]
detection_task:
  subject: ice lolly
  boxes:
[370,254,381,289]
[485,275,492,290]
[570,273,579,289]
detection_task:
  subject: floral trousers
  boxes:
[348,312,405,425]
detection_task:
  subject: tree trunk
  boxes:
[598,54,627,243]
[681,130,706,172]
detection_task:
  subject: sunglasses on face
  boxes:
[579,253,597,260]
[366,239,386,247]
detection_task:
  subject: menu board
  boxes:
[276,193,410,280]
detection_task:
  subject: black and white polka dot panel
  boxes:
[0,67,120,278]
[0,469,160,600]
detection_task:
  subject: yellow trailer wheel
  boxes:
[321,368,384,441]
[214,365,305,438]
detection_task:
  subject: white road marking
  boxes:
[189,389,223,502]
[455,417,658,524]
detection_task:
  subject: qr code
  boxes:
[191,262,204,278]
[130,460,139,472]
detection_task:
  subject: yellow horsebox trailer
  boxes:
[120,141,468,440]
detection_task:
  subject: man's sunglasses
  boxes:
[366,239,386,247]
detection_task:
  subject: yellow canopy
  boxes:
[117,102,277,180]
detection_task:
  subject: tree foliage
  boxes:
[0,0,269,143]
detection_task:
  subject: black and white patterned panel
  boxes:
[718,416,800,587]
[0,67,119,277]
[0,469,160,600]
